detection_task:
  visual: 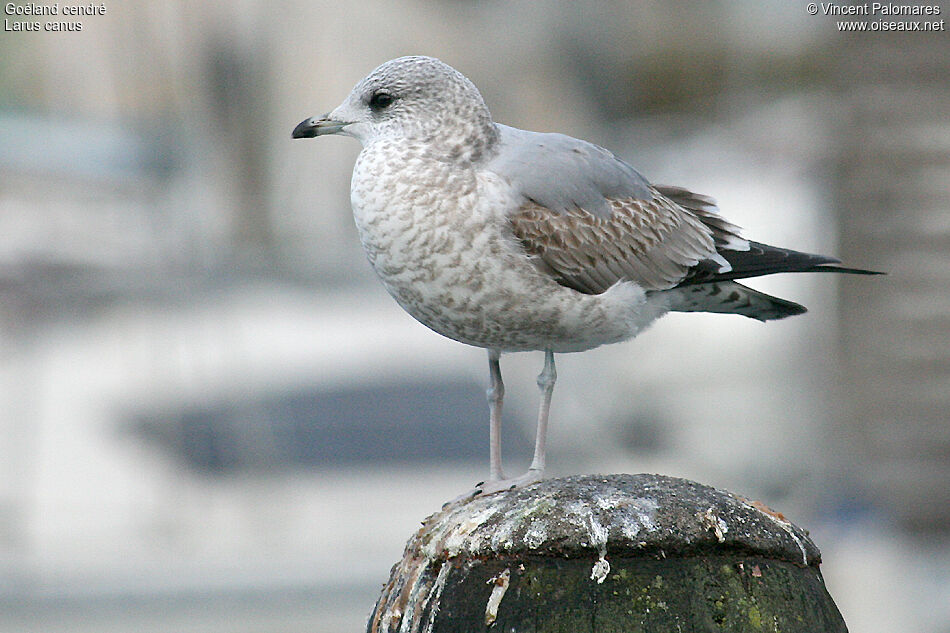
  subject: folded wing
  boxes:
[490,125,880,301]
[509,193,738,294]
[488,125,743,294]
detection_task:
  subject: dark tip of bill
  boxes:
[292,118,317,139]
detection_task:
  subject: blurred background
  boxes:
[1,1,948,631]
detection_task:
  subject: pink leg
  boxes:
[462,350,550,500]
[529,349,556,473]
[486,349,505,481]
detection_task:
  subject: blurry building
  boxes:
[832,27,950,531]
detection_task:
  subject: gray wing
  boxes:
[487,124,653,218]
[486,124,746,293]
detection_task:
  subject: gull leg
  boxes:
[451,350,550,505]
[529,349,556,474]
[487,349,505,481]
[461,350,551,501]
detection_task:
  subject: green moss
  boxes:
[401,555,844,632]
[748,603,763,629]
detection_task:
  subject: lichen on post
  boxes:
[367,474,847,632]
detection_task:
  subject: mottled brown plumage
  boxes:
[509,188,739,294]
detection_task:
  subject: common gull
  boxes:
[292,56,880,496]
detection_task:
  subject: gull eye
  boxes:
[369,91,395,111]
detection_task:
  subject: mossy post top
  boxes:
[417,473,819,567]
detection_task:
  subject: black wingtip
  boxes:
[682,241,886,285]
[810,265,887,276]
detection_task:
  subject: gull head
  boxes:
[293,56,498,161]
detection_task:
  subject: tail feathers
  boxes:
[667,281,807,322]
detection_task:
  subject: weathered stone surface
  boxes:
[367,474,846,633]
